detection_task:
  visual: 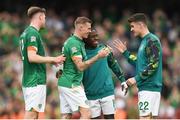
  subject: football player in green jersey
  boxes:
[113,13,162,119]
[19,6,65,119]
[58,17,110,119]
[82,30,128,119]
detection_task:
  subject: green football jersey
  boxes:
[83,44,125,100]
[123,33,162,92]
[58,35,87,88]
[19,26,46,87]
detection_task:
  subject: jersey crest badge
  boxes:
[71,47,77,53]
[30,36,36,42]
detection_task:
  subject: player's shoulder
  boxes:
[20,27,37,39]
[66,35,82,46]
[146,33,160,45]
[25,26,40,37]
[146,33,161,48]
[147,33,159,41]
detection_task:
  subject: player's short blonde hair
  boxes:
[74,17,92,27]
[27,6,46,18]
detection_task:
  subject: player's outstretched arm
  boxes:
[113,40,137,66]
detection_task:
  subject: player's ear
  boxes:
[39,13,43,20]
[139,22,144,28]
[38,14,41,20]
[79,24,83,31]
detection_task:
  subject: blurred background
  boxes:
[0,0,180,119]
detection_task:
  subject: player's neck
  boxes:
[74,31,83,40]
[140,28,150,38]
[30,22,40,31]
[85,45,97,49]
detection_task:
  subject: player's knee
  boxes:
[80,107,91,118]
[71,112,81,119]
[83,109,91,118]
[86,109,91,118]
[61,113,72,119]
[32,113,38,119]
[24,110,38,119]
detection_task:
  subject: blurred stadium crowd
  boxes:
[0,3,180,119]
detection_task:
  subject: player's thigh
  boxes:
[151,92,161,116]
[36,85,46,111]
[59,86,89,112]
[138,91,160,117]
[22,85,46,112]
[89,99,101,118]
[58,87,72,114]
[100,95,115,115]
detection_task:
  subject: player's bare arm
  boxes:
[28,46,66,64]
[72,48,110,71]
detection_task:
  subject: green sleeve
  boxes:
[68,42,82,57]
[122,50,137,67]
[26,32,38,48]
[135,39,161,81]
[107,52,125,83]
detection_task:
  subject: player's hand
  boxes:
[53,54,66,64]
[106,45,113,52]
[121,82,128,96]
[126,77,136,86]
[113,39,127,53]
[97,47,110,58]
[56,69,63,79]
